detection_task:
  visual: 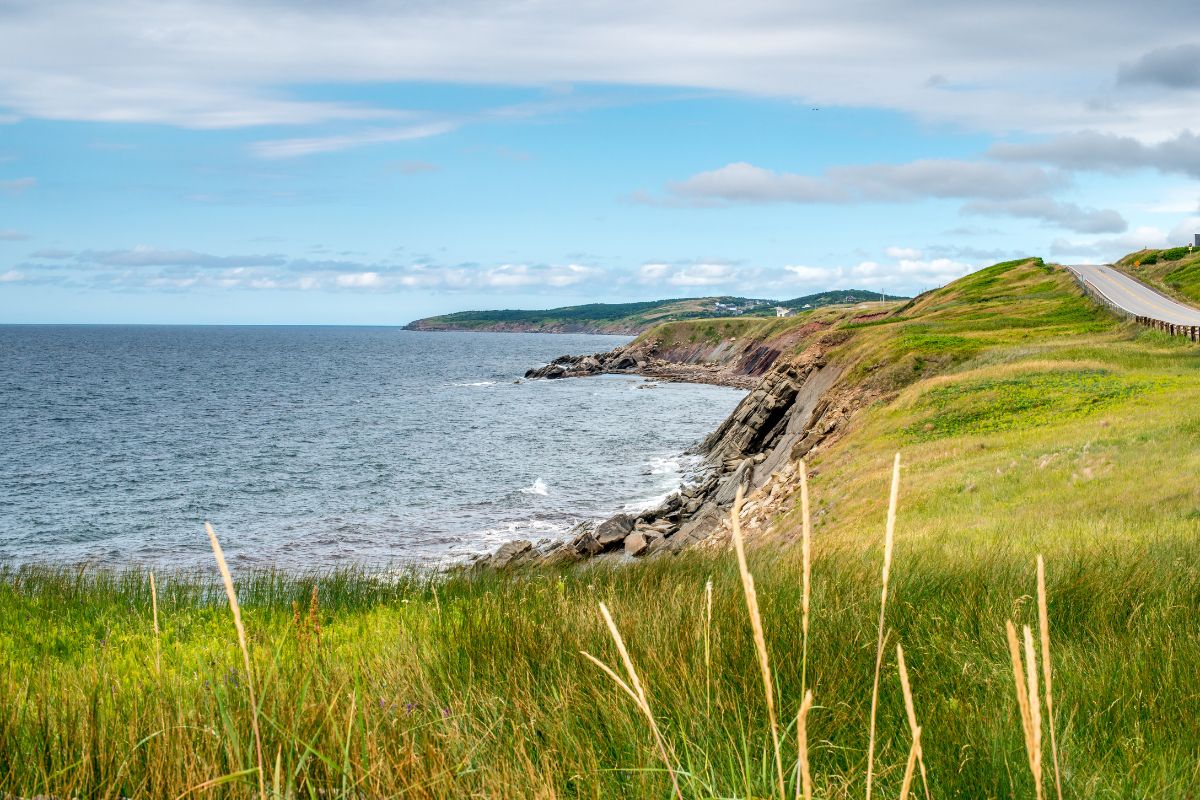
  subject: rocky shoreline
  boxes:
[477,335,864,569]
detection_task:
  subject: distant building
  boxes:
[775,306,793,317]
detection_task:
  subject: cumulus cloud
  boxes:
[962,198,1127,233]
[989,130,1200,178]
[1048,226,1173,259]
[633,251,984,296]
[663,159,1065,206]
[1118,44,1200,90]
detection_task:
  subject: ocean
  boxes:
[0,326,746,568]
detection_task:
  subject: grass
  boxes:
[1115,247,1200,306]
[4,255,1200,796]
[2,530,1198,797]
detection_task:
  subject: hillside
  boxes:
[404,289,897,334]
[5,255,1200,797]
[1115,245,1200,305]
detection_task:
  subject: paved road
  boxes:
[1066,264,1200,326]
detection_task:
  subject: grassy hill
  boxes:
[4,257,1200,797]
[404,289,896,334]
[1115,246,1200,305]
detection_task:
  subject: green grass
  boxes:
[1115,247,1200,306]
[2,536,1199,798]
[5,255,1200,797]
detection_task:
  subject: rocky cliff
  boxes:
[482,320,876,568]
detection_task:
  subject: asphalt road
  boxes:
[1066,264,1200,326]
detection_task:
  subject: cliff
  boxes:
[483,255,1118,567]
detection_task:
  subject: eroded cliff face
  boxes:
[483,336,871,569]
[522,322,831,390]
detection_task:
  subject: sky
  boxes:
[2,1,1200,324]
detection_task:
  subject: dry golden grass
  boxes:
[866,453,901,800]
[582,602,684,800]
[896,643,930,800]
[732,484,787,799]
[149,570,160,676]
[1038,555,1063,800]
[796,690,814,800]
[800,459,812,697]
[205,521,266,800]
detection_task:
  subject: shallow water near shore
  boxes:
[0,325,745,568]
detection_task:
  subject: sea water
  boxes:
[0,326,745,568]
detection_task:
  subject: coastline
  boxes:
[480,323,859,568]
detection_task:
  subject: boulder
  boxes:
[540,544,582,566]
[613,355,637,370]
[624,529,662,557]
[490,539,533,568]
[714,459,753,505]
[595,513,636,546]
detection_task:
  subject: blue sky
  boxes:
[2,1,1200,323]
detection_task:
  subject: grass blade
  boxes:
[731,484,786,799]
[796,689,814,800]
[896,643,930,800]
[800,459,812,699]
[205,521,266,800]
[866,452,901,800]
[1038,555,1063,800]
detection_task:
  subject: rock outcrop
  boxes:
[477,338,872,569]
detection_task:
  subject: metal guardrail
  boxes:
[1068,267,1199,342]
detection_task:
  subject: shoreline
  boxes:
[480,329,856,568]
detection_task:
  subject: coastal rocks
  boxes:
[595,513,636,546]
[522,341,761,389]
[486,539,535,568]
[624,529,658,556]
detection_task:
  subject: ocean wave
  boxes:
[520,478,549,496]
[644,456,682,476]
[622,492,669,513]
[451,381,497,387]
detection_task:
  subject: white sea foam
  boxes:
[520,478,550,496]
[644,456,681,476]
[451,381,497,387]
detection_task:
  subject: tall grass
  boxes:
[1,493,1198,796]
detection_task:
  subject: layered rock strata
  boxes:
[480,342,863,568]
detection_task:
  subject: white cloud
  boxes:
[0,269,27,282]
[637,263,671,283]
[663,159,1065,206]
[252,122,459,159]
[885,247,922,259]
[1049,226,1173,259]
[784,264,837,281]
[0,229,30,241]
[665,263,736,287]
[962,198,1127,234]
[335,271,382,288]
[0,1,1196,136]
